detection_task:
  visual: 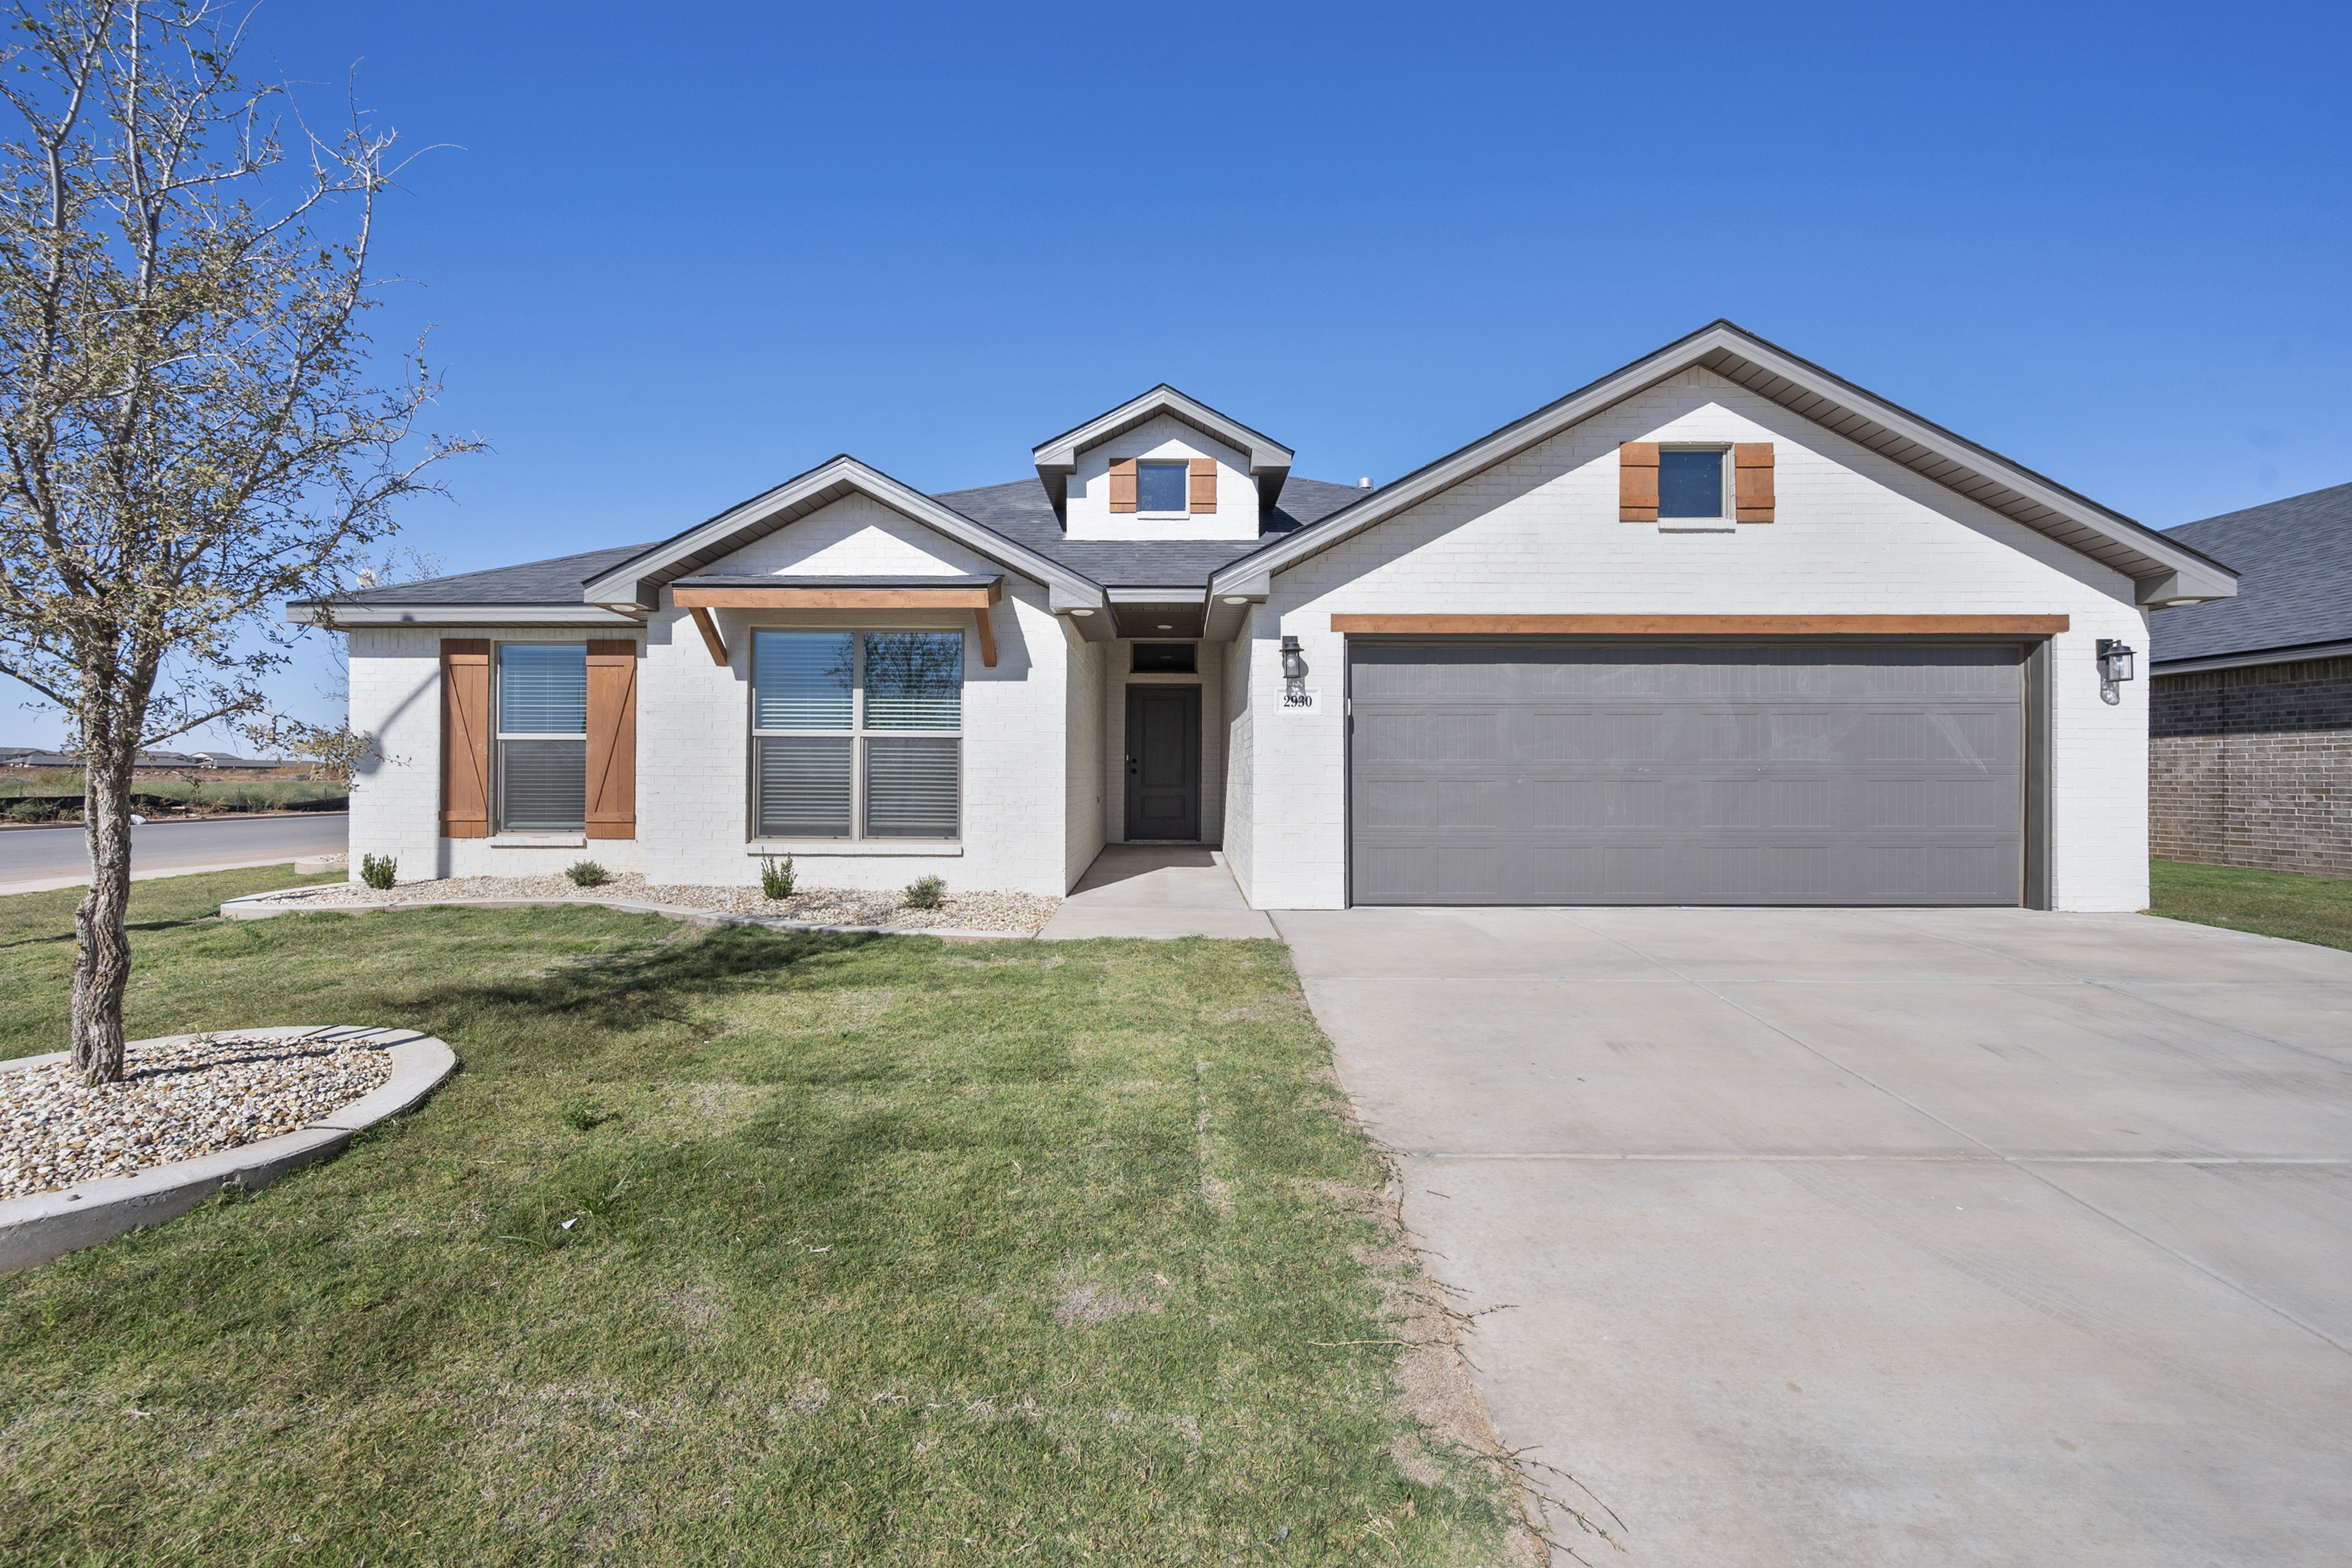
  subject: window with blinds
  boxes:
[497,643,588,831]
[751,630,961,841]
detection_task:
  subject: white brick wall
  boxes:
[348,493,1082,898]
[1222,615,1256,899]
[1063,627,1105,886]
[1099,640,1224,845]
[346,625,649,883]
[1230,368,2153,912]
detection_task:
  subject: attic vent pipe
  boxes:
[1357,477,1371,488]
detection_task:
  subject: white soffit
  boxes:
[1210,322,2238,604]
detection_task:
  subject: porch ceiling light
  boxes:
[1279,634,1309,707]
[2096,638,2136,705]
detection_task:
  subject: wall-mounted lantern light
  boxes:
[1279,635,1310,708]
[2096,638,2136,705]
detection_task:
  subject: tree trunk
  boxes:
[71,744,136,1086]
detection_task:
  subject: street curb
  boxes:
[0,1026,457,1274]
[219,887,1034,944]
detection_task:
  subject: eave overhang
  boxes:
[1031,385,1294,523]
[1209,320,2239,611]
[285,602,646,628]
[1102,585,1213,641]
[2151,637,2352,677]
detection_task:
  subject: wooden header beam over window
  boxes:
[1328,614,2070,637]
[670,578,1006,667]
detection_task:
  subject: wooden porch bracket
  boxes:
[971,605,997,667]
[688,605,729,666]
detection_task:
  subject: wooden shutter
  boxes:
[1108,458,1138,513]
[439,639,491,838]
[1734,443,1775,523]
[1618,443,1659,521]
[585,639,638,840]
[1188,457,1216,513]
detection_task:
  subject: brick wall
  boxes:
[349,493,1081,898]
[1231,365,2154,912]
[2151,656,2352,877]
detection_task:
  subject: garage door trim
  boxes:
[1342,634,2059,910]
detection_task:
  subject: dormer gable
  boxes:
[1031,386,1292,543]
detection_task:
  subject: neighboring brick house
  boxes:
[2149,482,2352,877]
[296,320,2237,912]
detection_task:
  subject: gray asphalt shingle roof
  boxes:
[324,478,1370,607]
[323,544,657,607]
[929,476,1367,585]
[2150,481,2352,666]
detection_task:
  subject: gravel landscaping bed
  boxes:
[243,871,1060,934]
[1,1032,393,1199]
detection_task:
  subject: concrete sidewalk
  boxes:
[1037,845,1276,940]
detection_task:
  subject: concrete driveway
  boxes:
[1276,905,2352,1566]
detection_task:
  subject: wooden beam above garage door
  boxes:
[1328,614,2070,636]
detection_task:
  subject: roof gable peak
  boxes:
[1031,384,1293,523]
[1209,320,2236,608]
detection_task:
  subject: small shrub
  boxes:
[558,1093,610,1132]
[760,853,795,901]
[904,874,946,910]
[359,852,397,891]
[565,860,607,887]
[5,798,58,823]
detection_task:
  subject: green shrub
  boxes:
[565,860,607,887]
[903,874,946,910]
[759,853,795,901]
[5,798,59,823]
[358,852,397,891]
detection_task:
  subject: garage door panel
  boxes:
[1349,643,2023,906]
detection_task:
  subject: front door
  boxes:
[1125,684,1202,841]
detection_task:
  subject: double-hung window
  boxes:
[752,630,961,840]
[498,643,588,831]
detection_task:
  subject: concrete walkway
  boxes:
[1037,845,1276,940]
[1277,905,2352,1566]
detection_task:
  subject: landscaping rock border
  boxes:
[220,887,1031,943]
[0,1026,456,1274]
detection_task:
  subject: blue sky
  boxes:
[10,0,2349,747]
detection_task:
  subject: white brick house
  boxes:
[300,323,2236,912]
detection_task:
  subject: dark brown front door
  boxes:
[1125,684,1201,841]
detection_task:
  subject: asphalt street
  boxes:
[0,814,347,892]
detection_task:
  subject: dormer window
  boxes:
[1108,456,1218,516]
[1138,461,1188,513]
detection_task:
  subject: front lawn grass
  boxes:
[2149,858,2352,954]
[0,868,1517,1563]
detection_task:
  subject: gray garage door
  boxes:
[1349,643,2024,906]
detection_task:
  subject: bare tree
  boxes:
[0,0,478,1084]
